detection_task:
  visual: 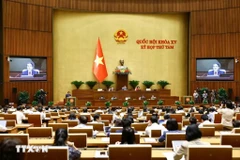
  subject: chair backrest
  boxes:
[28,114,41,127]
[131,123,148,131]
[203,123,223,131]
[68,128,93,137]
[59,112,65,116]
[61,120,79,127]
[109,133,140,144]
[100,120,110,126]
[87,122,104,131]
[111,127,123,133]
[193,114,202,122]
[233,128,240,133]
[48,123,68,131]
[24,146,68,160]
[221,134,240,147]
[214,114,222,123]
[68,133,87,148]
[46,113,51,118]
[169,114,182,123]
[236,113,240,120]
[101,114,113,123]
[50,112,59,116]
[187,145,232,160]
[4,120,16,127]
[27,127,52,138]
[3,114,16,121]
[146,114,152,122]
[165,132,186,148]
[0,134,29,145]
[151,129,162,137]
[199,127,215,136]
[108,144,151,160]
[182,119,190,127]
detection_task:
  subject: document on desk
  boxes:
[144,138,157,143]
[163,152,185,160]
[101,137,110,142]
[95,151,109,158]
[219,131,232,135]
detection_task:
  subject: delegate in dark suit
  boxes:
[21,69,39,76]
[207,69,226,76]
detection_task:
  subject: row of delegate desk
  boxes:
[2,124,240,160]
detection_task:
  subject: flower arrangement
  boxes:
[48,101,54,107]
[85,81,97,89]
[102,81,114,89]
[123,101,129,107]
[188,100,195,105]
[157,100,164,105]
[65,101,72,106]
[32,100,38,107]
[203,99,208,104]
[214,99,220,104]
[105,101,112,107]
[157,80,170,89]
[113,67,131,75]
[175,101,181,105]
[71,81,84,89]
[143,100,149,106]
[142,81,154,89]
[85,101,92,107]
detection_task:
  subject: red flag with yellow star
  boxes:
[93,38,108,82]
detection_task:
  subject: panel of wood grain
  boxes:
[191,9,228,35]
[4,28,52,56]
[4,1,52,31]
[191,33,240,58]
[227,8,240,33]
[3,81,53,104]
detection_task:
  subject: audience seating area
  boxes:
[0,105,240,160]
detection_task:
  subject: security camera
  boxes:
[235,58,239,63]
[7,57,12,62]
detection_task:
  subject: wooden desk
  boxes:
[6,126,18,133]
[16,123,34,129]
[23,118,51,127]
[79,148,240,160]
[29,137,221,146]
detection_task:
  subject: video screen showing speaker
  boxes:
[196,58,234,81]
[9,57,47,81]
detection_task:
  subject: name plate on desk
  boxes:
[95,151,108,158]
[97,89,103,91]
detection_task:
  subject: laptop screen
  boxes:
[0,120,7,127]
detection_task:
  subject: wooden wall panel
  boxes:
[4,28,52,56]
[191,9,228,35]
[227,8,240,33]
[5,0,58,7]
[4,82,53,104]
[191,33,240,58]
[2,0,240,104]
[228,0,240,7]
[4,1,52,31]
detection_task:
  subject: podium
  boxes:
[116,74,128,91]
[181,96,193,104]
[66,97,76,106]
